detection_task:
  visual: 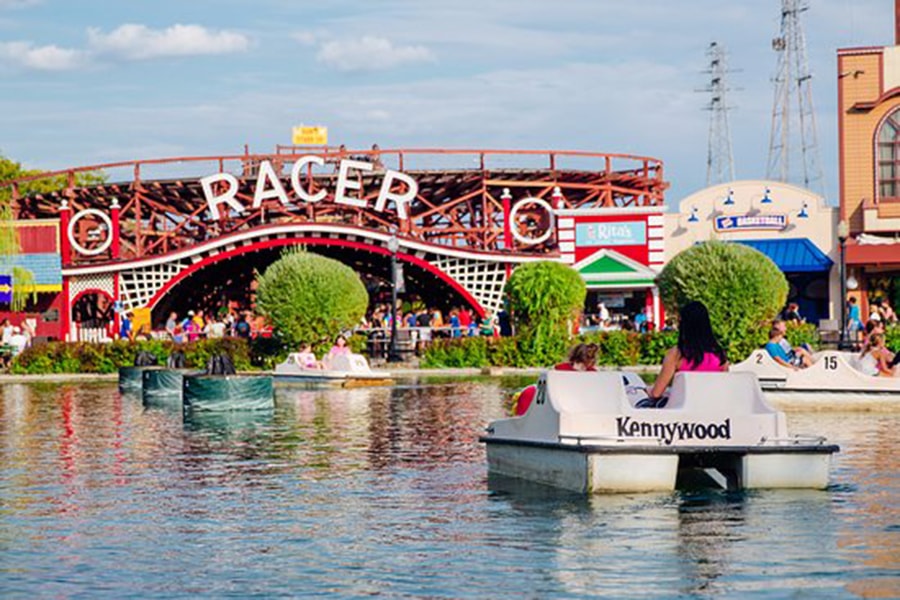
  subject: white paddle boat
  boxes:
[732,349,900,407]
[273,352,393,387]
[481,370,837,493]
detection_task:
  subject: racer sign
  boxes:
[200,158,418,220]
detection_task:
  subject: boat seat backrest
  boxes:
[545,370,631,414]
[328,353,372,373]
[732,349,790,380]
[666,371,773,415]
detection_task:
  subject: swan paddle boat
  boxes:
[481,370,838,493]
[273,352,393,387]
[732,349,900,407]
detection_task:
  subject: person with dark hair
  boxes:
[641,301,729,407]
[782,302,802,323]
[234,313,251,339]
[514,343,600,416]
[554,343,599,372]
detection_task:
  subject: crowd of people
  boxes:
[160,309,261,342]
[763,298,899,377]
[580,302,663,333]
[112,307,269,343]
[360,303,513,355]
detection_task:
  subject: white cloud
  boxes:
[87,23,250,60]
[0,0,40,8]
[291,30,318,47]
[0,41,84,70]
[316,36,434,72]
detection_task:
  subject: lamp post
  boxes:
[837,219,849,350]
[387,234,402,362]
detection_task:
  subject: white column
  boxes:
[652,287,661,329]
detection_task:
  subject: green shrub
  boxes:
[489,336,524,367]
[785,321,820,350]
[885,324,900,352]
[420,330,676,368]
[506,261,586,366]
[255,249,369,349]
[11,338,254,374]
[421,337,488,368]
[638,330,679,365]
[657,240,788,362]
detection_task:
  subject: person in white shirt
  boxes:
[8,326,28,356]
[205,319,227,339]
[598,302,610,325]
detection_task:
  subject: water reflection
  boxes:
[0,380,898,598]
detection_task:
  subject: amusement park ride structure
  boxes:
[2,147,667,339]
[10,147,665,260]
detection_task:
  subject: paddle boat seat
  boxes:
[325,353,373,373]
[492,370,787,447]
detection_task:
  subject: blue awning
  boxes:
[734,239,833,273]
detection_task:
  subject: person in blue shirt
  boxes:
[765,327,804,370]
[634,310,647,332]
[449,311,461,338]
[847,297,864,343]
[119,311,133,341]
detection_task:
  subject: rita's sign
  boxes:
[575,221,647,246]
[200,158,418,220]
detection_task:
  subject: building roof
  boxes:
[573,248,657,288]
[734,238,833,273]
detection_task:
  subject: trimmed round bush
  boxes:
[255,250,369,348]
[657,240,788,361]
[505,260,586,365]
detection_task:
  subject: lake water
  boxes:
[1,378,899,599]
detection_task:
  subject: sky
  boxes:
[0,0,893,205]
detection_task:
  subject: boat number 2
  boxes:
[755,353,763,364]
[824,356,838,370]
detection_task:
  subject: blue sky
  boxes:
[0,0,892,204]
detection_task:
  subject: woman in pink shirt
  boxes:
[325,335,351,361]
[642,301,729,407]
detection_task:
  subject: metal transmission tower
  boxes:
[702,42,736,186]
[766,0,826,196]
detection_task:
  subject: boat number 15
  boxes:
[823,356,838,370]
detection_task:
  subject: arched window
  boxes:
[877,108,900,201]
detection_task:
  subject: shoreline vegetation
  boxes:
[5,322,834,375]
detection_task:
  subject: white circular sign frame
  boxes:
[68,208,113,256]
[509,197,554,246]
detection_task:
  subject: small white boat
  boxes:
[481,370,837,493]
[273,352,394,387]
[732,349,900,406]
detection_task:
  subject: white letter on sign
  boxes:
[252,160,291,209]
[290,156,327,203]
[375,169,417,220]
[200,172,244,220]
[334,159,373,209]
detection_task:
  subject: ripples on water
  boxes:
[1,378,899,598]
